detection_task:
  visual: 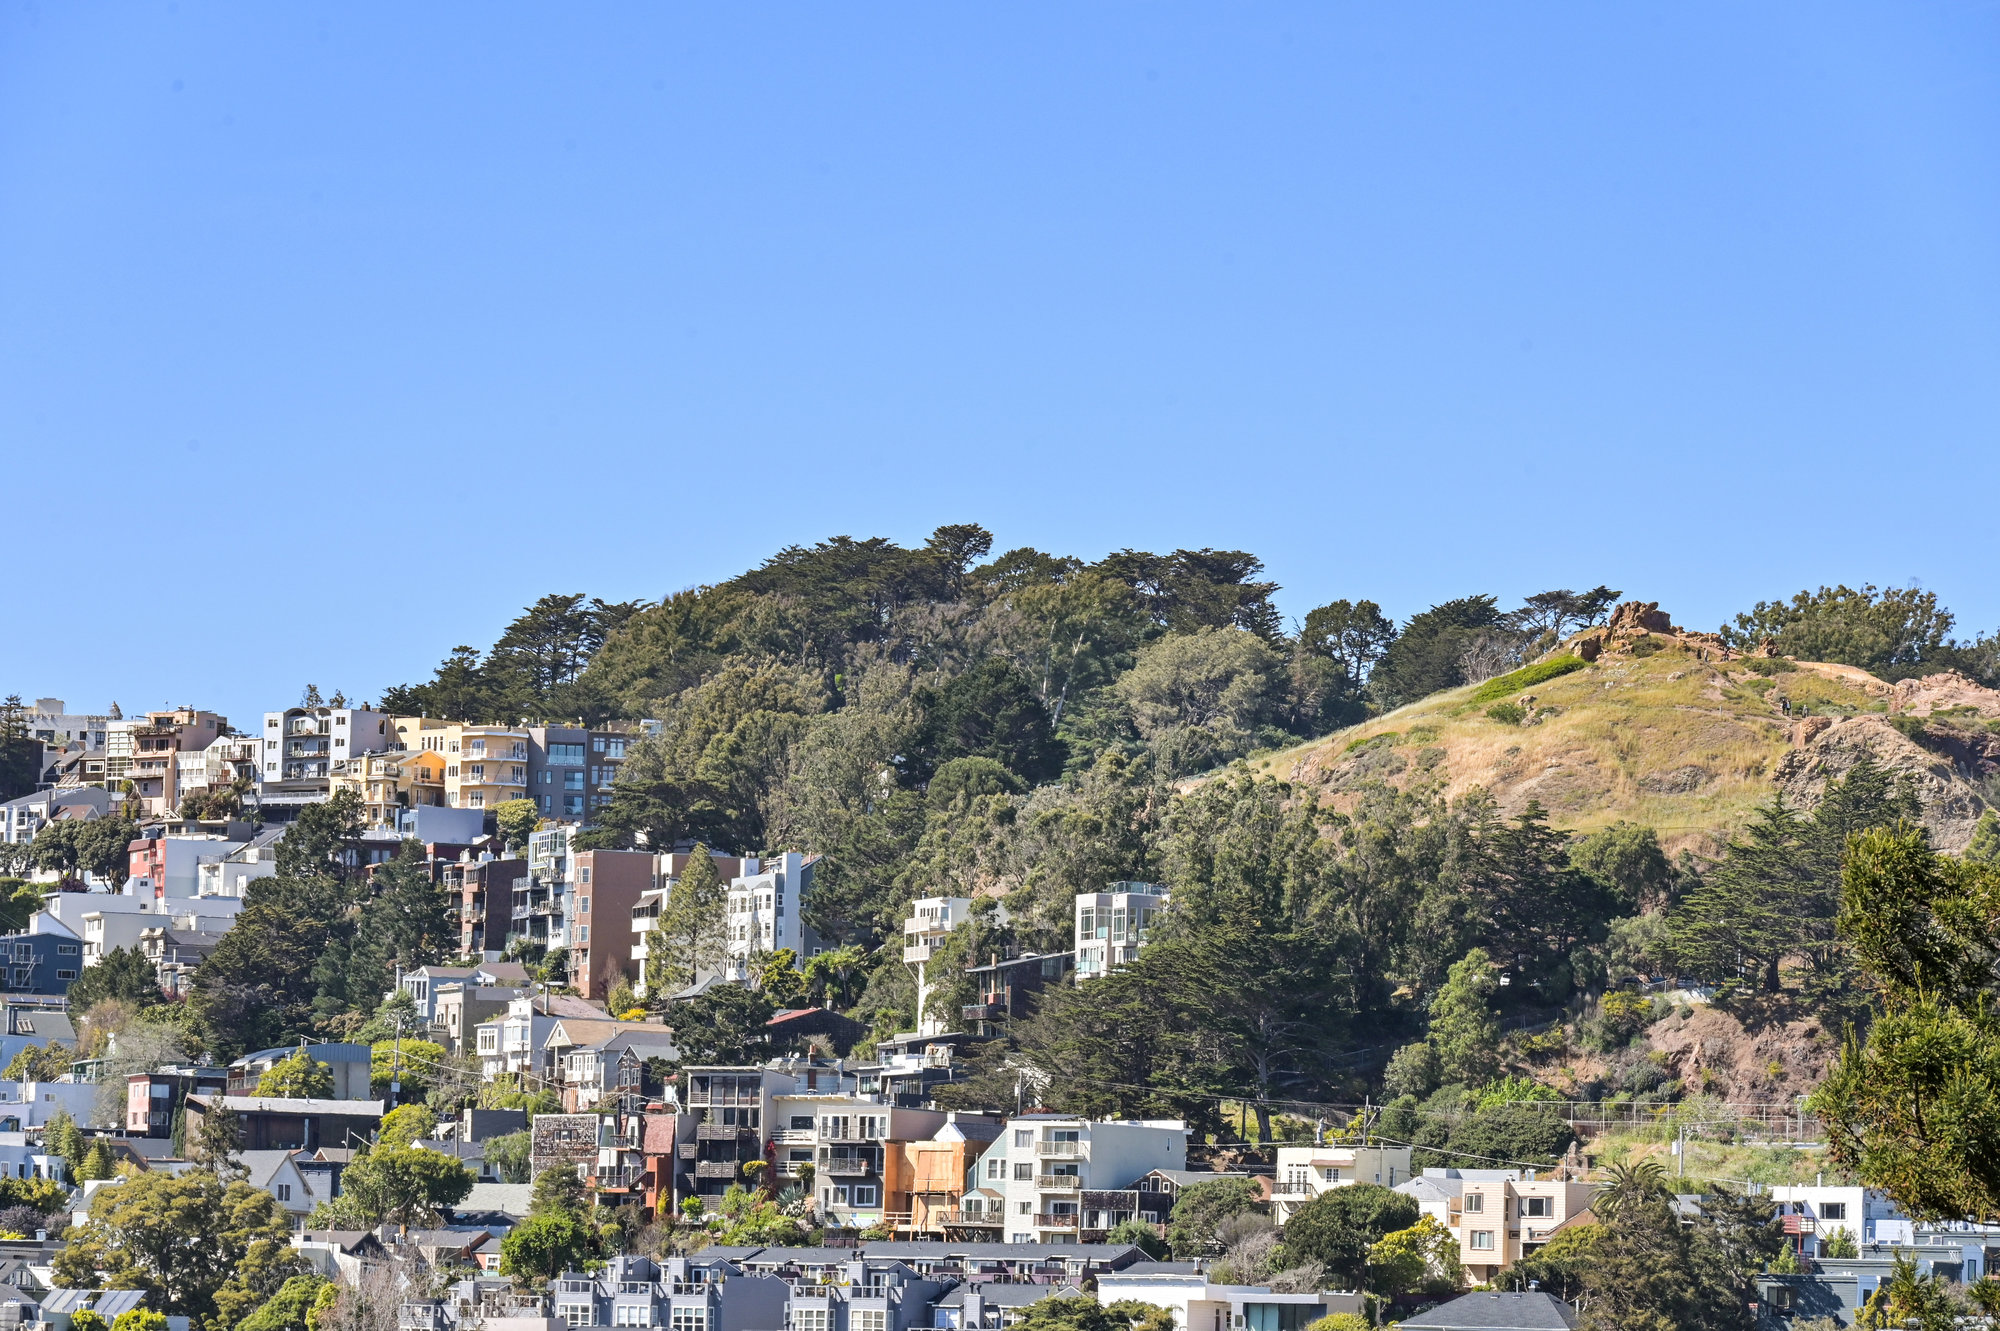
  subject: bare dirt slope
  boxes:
[1251,602,2000,856]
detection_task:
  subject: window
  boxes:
[1463,1193,1484,1213]
[56,944,77,956]
[793,1312,829,1331]
[1470,1231,1495,1251]
[1015,1130,1033,1147]
[56,970,76,981]
[565,771,586,790]
[469,764,485,779]
[987,1159,1002,1180]
[852,1314,886,1331]
[580,926,589,942]
[853,1185,879,1206]
[1018,1201,1032,1215]
[1014,1163,1033,1180]
[671,1310,707,1331]
[276,1183,291,1201]
[560,1307,594,1327]
[1521,1196,1551,1218]
[1822,1202,1847,1221]
[550,743,585,764]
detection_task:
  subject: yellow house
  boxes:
[389,718,529,812]
[329,749,447,827]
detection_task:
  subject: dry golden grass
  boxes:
[1250,644,1889,855]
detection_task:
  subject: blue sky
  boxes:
[5,4,1998,725]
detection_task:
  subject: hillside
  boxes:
[1251,601,2000,857]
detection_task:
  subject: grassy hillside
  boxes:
[1249,636,1911,858]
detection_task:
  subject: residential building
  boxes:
[536,1256,790,1331]
[0,1083,97,1131]
[1765,1184,1904,1258]
[106,708,231,817]
[967,1115,1189,1245]
[83,898,240,966]
[1073,884,1166,980]
[934,1281,1086,1331]
[1094,1266,1364,1331]
[1756,1241,1986,1329]
[17,701,110,752]
[767,1094,948,1230]
[1396,1169,1522,1229]
[0,925,85,997]
[960,952,1072,1038]
[138,923,229,997]
[784,1258,956,1331]
[679,1064,801,1211]
[517,827,575,952]
[1270,1143,1414,1222]
[523,724,642,822]
[1129,1170,1256,1228]
[898,1113,1008,1237]
[126,828,255,902]
[225,1044,373,1099]
[902,897,971,1037]
[173,734,262,811]
[387,719,531,812]
[759,1241,1152,1284]
[630,849,748,998]
[529,1112,600,1180]
[196,828,284,898]
[725,853,821,973]
[399,963,531,1028]
[329,749,446,827]
[0,1001,72,1077]
[474,992,605,1081]
[443,854,530,958]
[45,747,111,791]
[259,705,394,811]
[434,982,526,1056]
[184,1094,385,1153]
[1452,1173,1597,1283]
[568,849,656,1002]
[1399,1291,1577,1331]
[240,1149,322,1223]
[557,1027,678,1113]
[0,788,116,846]
[854,1034,981,1108]
[125,1067,228,1137]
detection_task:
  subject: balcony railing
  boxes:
[935,1209,1002,1227]
[902,942,936,964]
[1036,1140,1086,1158]
[961,1004,1000,1022]
[1036,1175,1082,1191]
[823,1157,873,1177]
[1271,1182,1316,1196]
[696,1122,754,1139]
[1033,1213,1081,1229]
[678,1143,698,1160]
[772,1129,815,1146]
[694,1161,740,1179]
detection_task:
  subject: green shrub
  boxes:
[1344,732,1397,753]
[1485,703,1526,725]
[1468,655,1587,705]
[1743,656,1797,675]
[1629,637,1661,658]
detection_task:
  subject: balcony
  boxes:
[1036,1175,1082,1191]
[790,1286,836,1300]
[1033,1213,1081,1230]
[696,1122,753,1139]
[678,1143,698,1160]
[694,1161,741,1179]
[961,1004,1000,1022]
[902,942,936,964]
[936,1209,1002,1228]
[1271,1182,1316,1196]
[772,1129,815,1146]
[1035,1140,1087,1158]
[822,1157,873,1177]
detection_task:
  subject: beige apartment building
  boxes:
[106,709,232,817]
[329,749,447,827]
[390,719,530,812]
[1453,1174,1598,1282]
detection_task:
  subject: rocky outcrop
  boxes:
[1567,601,1731,664]
[1889,670,2000,719]
[1774,712,1997,853]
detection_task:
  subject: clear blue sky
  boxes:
[6,4,1998,726]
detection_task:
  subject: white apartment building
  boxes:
[1768,1185,1905,1256]
[903,896,972,1036]
[1271,1143,1415,1222]
[81,900,242,964]
[1074,883,1167,980]
[968,1115,1188,1244]
[1094,1269,1364,1330]
[17,700,110,751]
[196,832,282,898]
[726,852,820,971]
[260,705,393,809]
